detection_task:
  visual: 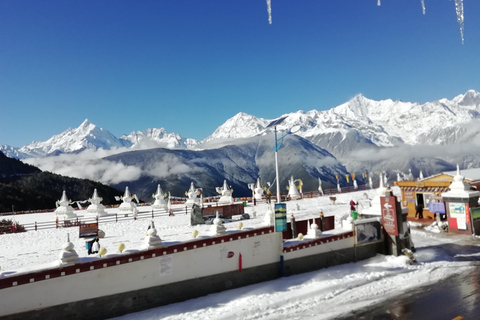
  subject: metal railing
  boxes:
[1,184,372,234]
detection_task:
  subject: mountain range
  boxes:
[2,90,480,199]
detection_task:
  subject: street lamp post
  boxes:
[267,117,301,204]
[274,126,281,204]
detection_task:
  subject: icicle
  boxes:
[454,0,464,44]
[266,0,272,24]
[421,0,426,15]
[377,0,381,6]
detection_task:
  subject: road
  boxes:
[340,238,480,320]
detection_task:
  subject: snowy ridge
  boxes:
[203,112,269,143]
[121,128,199,149]
[17,119,131,158]
[203,90,480,149]
[2,90,480,161]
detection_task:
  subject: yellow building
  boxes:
[394,168,480,220]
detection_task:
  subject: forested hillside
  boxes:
[0,152,122,212]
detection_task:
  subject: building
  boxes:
[394,168,480,220]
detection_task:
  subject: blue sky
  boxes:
[1,0,480,147]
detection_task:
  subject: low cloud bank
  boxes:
[349,142,480,162]
[23,146,199,185]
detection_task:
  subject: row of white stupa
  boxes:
[53,176,309,218]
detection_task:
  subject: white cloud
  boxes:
[23,151,142,185]
[145,155,193,179]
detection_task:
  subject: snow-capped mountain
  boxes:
[121,128,199,149]
[1,120,198,159]
[3,90,480,186]
[203,90,480,156]
[203,112,269,143]
[11,119,131,158]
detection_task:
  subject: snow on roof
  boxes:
[443,168,480,182]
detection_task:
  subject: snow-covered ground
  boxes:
[1,188,479,319]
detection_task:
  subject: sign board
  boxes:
[79,222,98,238]
[202,203,244,219]
[449,203,466,219]
[274,203,287,232]
[428,201,446,214]
[190,203,205,226]
[380,196,399,236]
[403,191,415,206]
[448,203,467,231]
[471,207,480,222]
[355,220,382,245]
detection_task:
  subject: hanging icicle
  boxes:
[454,0,464,44]
[377,0,381,6]
[421,0,426,15]
[266,0,272,24]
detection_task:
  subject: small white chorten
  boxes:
[119,187,137,212]
[307,219,322,238]
[86,189,107,217]
[442,165,480,199]
[216,180,234,204]
[152,184,168,210]
[287,176,302,200]
[210,212,226,236]
[249,178,265,202]
[185,182,201,208]
[318,177,324,196]
[264,204,275,226]
[142,221,163,250]
[58,233,78,265]
[54,190,76,219]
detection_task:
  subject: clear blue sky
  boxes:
[1,0,480,147]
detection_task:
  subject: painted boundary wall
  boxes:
[0,227,383,320]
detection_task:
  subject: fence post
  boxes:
[35,222,37,231]
[152,209,154,218]
[116,213,118,223]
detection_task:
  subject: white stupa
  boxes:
[264,204,274,226]
[287,176,302,200]
[54,190,76,219]
[210,212,227,236]
[318,177,324,196]
[307,219,322,238]
[152,184,168,211]
[185,182,201,208]
[58,233,78,265]
[442,165,480,199]
[216,180,234,205]
[118,187,137,212]
[252,178,265,202]
[141,221,163,250]
[86,189,107,217]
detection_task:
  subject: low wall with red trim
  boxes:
[0,227,383,320]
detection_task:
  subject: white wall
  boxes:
[0,228,283,316]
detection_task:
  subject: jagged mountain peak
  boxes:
[453,89,480,106]
[203,113,269,142]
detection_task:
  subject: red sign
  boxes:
[380,196,399,236]
[202,203,244,219]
